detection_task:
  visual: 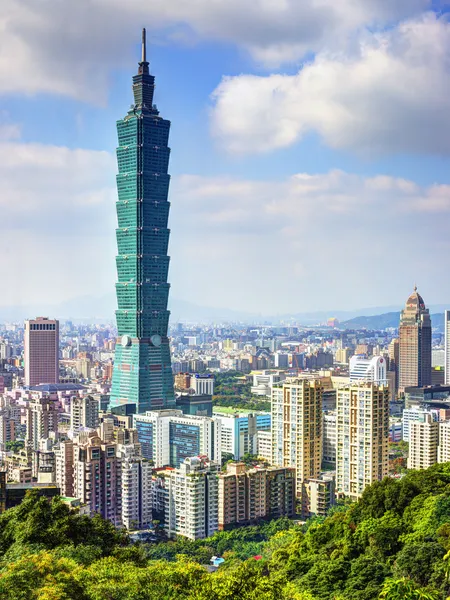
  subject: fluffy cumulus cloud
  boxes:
[169,170,450,313]
[211,13,450,155]
[0,141,117,309]
[0,0,430,101]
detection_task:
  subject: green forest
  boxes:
[3,464,450,598]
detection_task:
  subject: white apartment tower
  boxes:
[408,413,439,470]
[166,456,219,540]
[24,317,59,386]
[336,383,389,500]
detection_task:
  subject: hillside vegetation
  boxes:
[2,465,450,598]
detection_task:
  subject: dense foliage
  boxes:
[3,464,450,598]
[212,371,271,411]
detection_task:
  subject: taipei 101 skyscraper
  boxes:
[110,29,175,413]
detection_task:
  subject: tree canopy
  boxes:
[3,465,450,598]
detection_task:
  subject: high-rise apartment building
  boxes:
[70,396,99,434]
[26,396,59,451]
[349,355,387,385]
[24,318,59,386]
[117,442,153,530]
[336,383,389,500]
[217,462,295,530]
[438,421,450,464]
[110,30,174,413]
[215,411,271,460]
[72,431,122,526]
[398,287,432,393]
[322,411,336,467]
[133,409,221,467]
[0,407,15,452]
[271,378,323,497]
[408,412,439,470]
[445,311,450,385]
[165,456,219,540]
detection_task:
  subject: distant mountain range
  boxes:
[0,294,448,328]
[340,312,445,332]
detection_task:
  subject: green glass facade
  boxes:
[110,31,175,413]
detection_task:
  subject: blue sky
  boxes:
[1,0,450,318]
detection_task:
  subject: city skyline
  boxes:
[1,4,450,317]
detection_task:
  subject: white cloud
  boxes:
[1,138,449,314]
[169,170,450,313]
[0,0,430,100]
[211,13,450,155]
[0,141,116,308]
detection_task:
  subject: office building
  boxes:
[274,353,289,369]
[175,393,213,417]
[133,409,221,467]
[218,462,295,530]
[388,338,399,395]
[408,412,439,470]
[398,287,432,393]
[271,378,323,497]
[445,311,450,385]
[190,374,214,396]
[70,395,99,434]
[336,383,389,500]
[110,30,175,413]
[165,456,219,540]
[349,355,387,385]
[215,410,271,460]
[24,318,59,386]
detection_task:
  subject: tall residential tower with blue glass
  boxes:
[110,29,175,413]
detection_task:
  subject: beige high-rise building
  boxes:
[271,378,323,498]
[24,318,59,386]
[336,383,389,500]
[218,462,295,530]
[398,288,432,393]
[408,412,439,470]
[438,421,450,464]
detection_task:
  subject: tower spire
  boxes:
[141,27,146,63]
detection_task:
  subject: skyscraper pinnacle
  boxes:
[138,27,149,76]
[141,28,146,63]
